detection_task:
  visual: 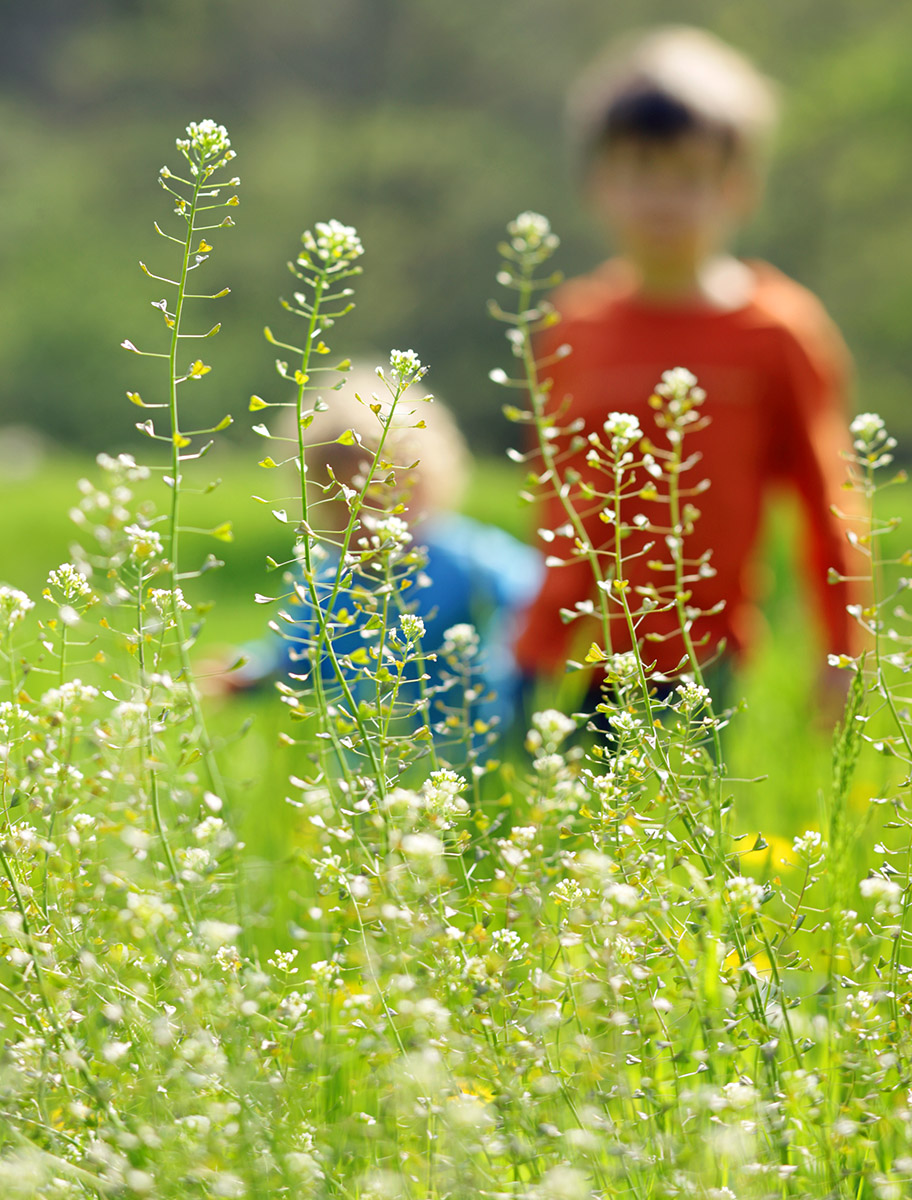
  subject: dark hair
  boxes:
[569,27,777,174]
[596,81,738,160]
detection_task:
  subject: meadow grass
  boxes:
[0,447,858,848]
[2,123,912,1200]
[0,443,902,1191]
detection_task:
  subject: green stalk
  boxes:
[163,169,228,805]
[513,257,616,663]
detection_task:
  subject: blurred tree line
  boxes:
[2,0,912,455]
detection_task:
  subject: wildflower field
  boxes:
[2,120,912,1200]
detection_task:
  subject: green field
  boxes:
[0,447,897,859]
[3,444,911,1196]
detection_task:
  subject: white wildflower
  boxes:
[215,944,242,973]
[113,700,147,726]
[726,875,765,913]
[529,1164,590,1200]
[828,652,857,669]
[148,587,191,615]
[211,1172,246,1198]
[124,891,177,932]
[603,411,642,452]
[530,708,577,750]
[0,702,36,738]
[178,846,210,875]
[46,563,93,603]
[302,219,363,264]
[193,816,225,844]
[309,959,342,988]
[279,991,310,1023]
[507,211,559,254]
[792,829,824,858]
[442,622,479,657]
[608,709,642,737]
[268,949,298,974]
[97,451,150,482]
[176,119,233,163]
[43,762,84,794]
[199,920,242,948]
[605,650,639,682]
[552,878,589,908]
[125,523,163,561]
[400,832,445,864]
[676,678,710,713]
[656,366,701,401]
[422,769,468,827]
[41,680,99,712]
[0,586,34,628]
[366,514,411,550]
[533,752,566,777]
[860,875,903,914]
[850,412,886,443]
[849,411,896,463]
[313,854,343,882]
[388,348,426,383]
[490,928,525,961]
[604,881,639,909]
[511,826,538,848]
[8,823,40,857]
[721,1080,759,1110]
[380,787,423,821]
[399,613,425,643]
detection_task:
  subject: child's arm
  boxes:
[767,304,864,661]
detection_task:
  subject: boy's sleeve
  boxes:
[512,315,599,676]
[767,305,862,657]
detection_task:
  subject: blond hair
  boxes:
[569,26,778,174]
[287,365,470,526]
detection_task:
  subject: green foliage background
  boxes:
[3,0,912,455]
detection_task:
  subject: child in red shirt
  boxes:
[514,28,859,696]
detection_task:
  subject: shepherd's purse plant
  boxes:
[0,122,910,1200]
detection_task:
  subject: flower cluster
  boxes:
[387,348,426,384]
[0,585,34,628]
[302,219,364,265]
[46,562,93,603]
[507,210,560,255]
[125,523,164,561]
[176,119,234,167]
[602,410,643,454]
[850,410,897,468]
[399,613,425,643]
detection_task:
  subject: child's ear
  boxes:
[581,153,615,204]
[580,155,624,232]
[724,163,762,220]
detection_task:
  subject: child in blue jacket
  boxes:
[235,367,542,753]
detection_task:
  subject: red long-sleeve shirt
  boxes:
[514,259,860,677]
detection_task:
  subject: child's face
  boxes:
[586,133,753,272]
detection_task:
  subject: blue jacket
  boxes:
[240,513,543,746]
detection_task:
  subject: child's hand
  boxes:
[194,649,249,699]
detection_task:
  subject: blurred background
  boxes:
[3,0,912,459]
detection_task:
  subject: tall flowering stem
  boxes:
[251,222,382,787]
[120,119,239,904]
[832,413,912,1037]
[492,221,718,849]
[493,213,791,1081]
[490,213,617,666]
[251,221,452,817]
